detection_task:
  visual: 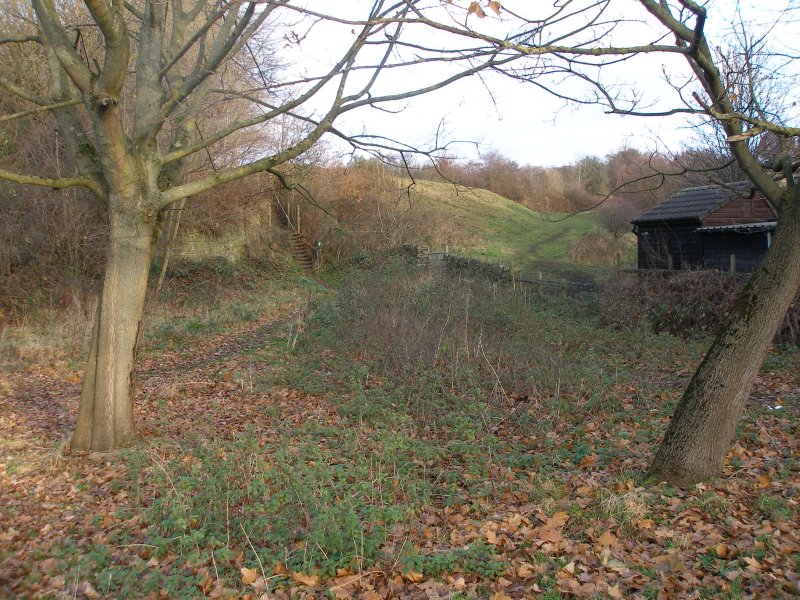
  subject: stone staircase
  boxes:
[289,230,314,272]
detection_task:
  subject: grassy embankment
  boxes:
[401,179,634,280]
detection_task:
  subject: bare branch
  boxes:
[84,0,130,96]
[122,1,143,21]
[31,0,93,92]
[0,167,103,196]
[0,98,83,123]
[160,0,240,77]
[0,34,41,44]
[0,76,50,105]
[161,2,262,118]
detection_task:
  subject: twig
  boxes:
[150,452,180,497]
[327,570,379,591]
[240,523,266,579]
[211,548,219,581]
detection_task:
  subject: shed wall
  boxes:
[702,232,770,273]
[636,222,703,269]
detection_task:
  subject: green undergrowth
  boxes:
[58,259,798,597]
[113,261,706,592]
[311,260,703,430]
[141,261,307,354]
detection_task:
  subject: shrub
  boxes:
[601,269,800,345]
[567,231,634,267]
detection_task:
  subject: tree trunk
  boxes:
[648,206,800,486]
[71,214,154,452]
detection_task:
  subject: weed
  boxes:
[600,489,649,526]
[689,491,730,522]
[754,494,791,522]
[400,542,507,578]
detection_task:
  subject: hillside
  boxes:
[137,177,632,284]
[403,178,634,279]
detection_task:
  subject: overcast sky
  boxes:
[282,0,795,168]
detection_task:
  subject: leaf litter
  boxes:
[1,291,799,599]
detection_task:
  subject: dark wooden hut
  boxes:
[631,182,777,273]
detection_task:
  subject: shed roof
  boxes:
[697,221,776,234]
[631,181,752,224]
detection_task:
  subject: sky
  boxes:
[278,0,795,168]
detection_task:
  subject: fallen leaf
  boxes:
[559,561,576,576]
[724,569,743,581]
[292,571,320,587]
[241,567,259,585]
[516,563,534,578]
[402,570,424,583]
[76,581,101,599]
[208,582,237,599]
[485,528,498,545]
[607,584,624,599]
[743,556,762,572]
[596,529,617,548]
[39,558,59,572]
[251,576,269,594]
[536,527,564,544]
[653,553,683,572]
[715,543,729,559]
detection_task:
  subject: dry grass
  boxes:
[0,298,95,369]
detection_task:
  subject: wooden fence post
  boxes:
[730,254,736,273]
[561,278,568,299]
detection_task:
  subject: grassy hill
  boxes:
[159,177,633,282]
[404,179,635,280]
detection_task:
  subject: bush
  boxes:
[567,231,634,267]
[0,187,107,320]
[601,269,800,346]
[318,259,611,425]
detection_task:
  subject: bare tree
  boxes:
[0,0,630,451]
[4,0,796,480]
[633,1,799,486]
[597,199,637,239]
[449,0,799,485]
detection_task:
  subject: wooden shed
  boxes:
[631,182,777,273]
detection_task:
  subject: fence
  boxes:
[400,245,598,300]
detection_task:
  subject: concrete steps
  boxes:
[289,230,314,272]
